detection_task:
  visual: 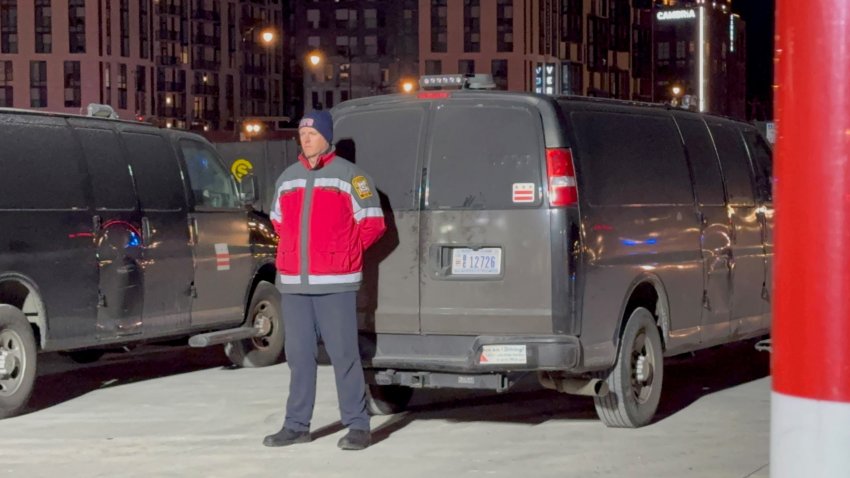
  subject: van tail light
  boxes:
[546,148,578,207]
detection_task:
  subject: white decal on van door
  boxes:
[215,243,231,271]
[512,183,535,203]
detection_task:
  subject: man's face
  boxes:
[299,127,328,159]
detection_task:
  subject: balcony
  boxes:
[157,81,186,93]
[243,65,266,76]
[156,4,181,16]
[192,59,220,71]
[157,30,180,42]
[193,9,221,23]
[193,33,219,48]
[246,89,266,100]
[193,84,219,96]
[158,55,181,67]
[159,106,186,118]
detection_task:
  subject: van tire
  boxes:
[0,305,38,419]
[366,384,413,416]
[593,307,664,428]
[224,282,285,368]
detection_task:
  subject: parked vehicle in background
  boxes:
[0,105,282,419]
[331,75,774,427]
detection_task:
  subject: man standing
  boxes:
[263,110,386,450]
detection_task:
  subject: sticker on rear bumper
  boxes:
[479,344,527,365]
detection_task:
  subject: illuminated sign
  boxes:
[545,64,555,95]
[534,64,543,94]
[656,9,697,21]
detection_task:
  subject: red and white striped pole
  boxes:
[772,0,850,475]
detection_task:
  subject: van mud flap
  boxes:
[370,369,514,392]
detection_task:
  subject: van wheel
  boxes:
[593,307,664,428]
[0,305,38,419]
[224,281,284,368]
[366,384,413,416]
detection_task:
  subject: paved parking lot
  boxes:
[2,341,770,478]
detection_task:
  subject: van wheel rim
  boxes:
[250,300,275,349]
[0,329,26,397]
[630,330,655,404]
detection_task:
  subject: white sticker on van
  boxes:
[512,183,535,203]
[215,243,231,271]
[480,344,527,365]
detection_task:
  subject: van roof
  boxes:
[332,90,750,126]
[0,107,152,127]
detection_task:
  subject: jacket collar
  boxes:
[299,148,336,170]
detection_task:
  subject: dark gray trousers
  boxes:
[281,292,369,432]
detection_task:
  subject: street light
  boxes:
[401,80,415,93]
[243,120,263,141]
[671,85,683,107]
[260,29,275,45]
[237,26,277,138]
[308,51,323,67]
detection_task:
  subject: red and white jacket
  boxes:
[270,151,386,294]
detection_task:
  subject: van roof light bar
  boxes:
[86,103,119,119]
[419,74,497,91]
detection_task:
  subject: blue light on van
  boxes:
[621,238,659,247]
[127,232,141,248]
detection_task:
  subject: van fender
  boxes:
[0,273,48,348]
[613,272,671,351]
[242,260,277,325]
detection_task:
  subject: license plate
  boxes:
[451,248,502,275]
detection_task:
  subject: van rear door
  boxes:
[333,103,428,334]
[419,98,554,336]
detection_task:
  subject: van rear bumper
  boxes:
[361,333,581,374]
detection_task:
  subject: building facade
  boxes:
[295,0,419,112]
[653,0,746,118]
[418,0,654,100]
[0,0,285,132]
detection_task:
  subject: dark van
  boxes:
[332,75,774,427]
[0,106,282,418]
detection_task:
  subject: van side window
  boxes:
[334,107,424,211]
[122,132,185,211]
[75,127,136,210]
[570,112,693,206]
[676,117,725,206]
[742,130,773,203]
[0,119,87,210]
[427,103,543,210]
[180,139,240,209]
[707,121,755,206]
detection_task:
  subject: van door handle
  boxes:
[187,216,198,246]
[141,217,152,244]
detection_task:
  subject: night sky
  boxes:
[732,0,775,120]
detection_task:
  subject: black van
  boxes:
[0,106,283,418]
[332,75,774,427]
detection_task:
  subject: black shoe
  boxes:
[263,427,311,447]
[337,429,371,450]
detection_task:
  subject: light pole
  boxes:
[306,51,324,110]
[671,84,683,107]
[237,26,275,138]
